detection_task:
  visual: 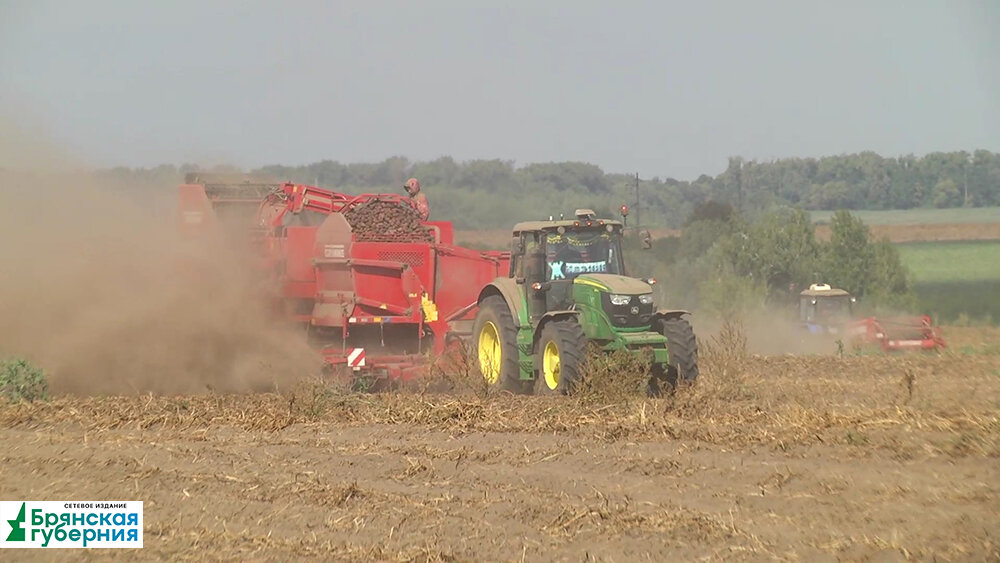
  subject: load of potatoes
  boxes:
[343,199,434,243]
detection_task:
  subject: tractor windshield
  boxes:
[544,229,624,281]
[801,295,853,323]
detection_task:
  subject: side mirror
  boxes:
[511,237,524,255]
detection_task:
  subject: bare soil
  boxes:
[815,222,1000,243]
[2,346,998,562]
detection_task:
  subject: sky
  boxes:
[1,0,998,179]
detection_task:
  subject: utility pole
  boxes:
[964,155,970,207]
[737,161,744,213]
[634,172,640,230]
[964,167,968,206]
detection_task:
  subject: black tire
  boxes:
[534,317,587,395]
[472,296,531,394]
[656,316,699,388]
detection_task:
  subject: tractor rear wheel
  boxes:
[656,316,699,388]
[472,296,530,394]
[534,318,586,395]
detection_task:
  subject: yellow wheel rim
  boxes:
[542,340,560,391]
[478,321,501,384]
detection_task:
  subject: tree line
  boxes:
[98,150,1000,229]
[627,204,913,318]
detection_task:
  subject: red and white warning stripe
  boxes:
[347,348,366,369]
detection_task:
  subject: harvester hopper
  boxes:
[177,178,509,383]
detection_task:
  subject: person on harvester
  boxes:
[403,178,430,220]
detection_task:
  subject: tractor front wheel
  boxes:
[534,318,586,396]
[655,316,699,388]
[472,296,530,394]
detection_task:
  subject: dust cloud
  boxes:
[691,314,842,357]
[0,133,321,395]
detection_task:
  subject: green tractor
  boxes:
[472,209,698,395]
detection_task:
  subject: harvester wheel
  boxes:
[534,318,586,396]
[472,297,529,394]
[656,316,699,388]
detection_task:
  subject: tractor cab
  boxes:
[511,209,629,313]
[540,209,625,282]
[799,283,856,333]
[511,210,624,276]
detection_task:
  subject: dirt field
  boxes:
[2,328,998,563]
[815,222,1000,243]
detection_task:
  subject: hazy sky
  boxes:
[1,0,997,179]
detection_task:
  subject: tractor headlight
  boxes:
[638,294,654,305]
[609,294,631,306]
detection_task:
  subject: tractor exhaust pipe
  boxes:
[525,249,547,323]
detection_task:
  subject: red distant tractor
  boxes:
[799,283,945,352]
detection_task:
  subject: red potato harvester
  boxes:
[177,174,509,383]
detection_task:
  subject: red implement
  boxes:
[177,176,509,383]
[846,315,946,353]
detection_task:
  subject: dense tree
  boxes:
[410,156,458,187]
[933,178,961,208]
[822,210,874,297]
[685,201,735,225]
[677,220,734,263]
[669,209,914,313]
[717,208,819,296]
[867,239,913,309]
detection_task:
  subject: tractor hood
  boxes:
[574,274,652,295]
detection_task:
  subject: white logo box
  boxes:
[1,501,143,549]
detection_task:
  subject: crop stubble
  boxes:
[1,342,998,562]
